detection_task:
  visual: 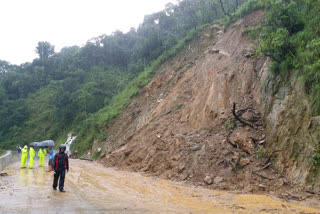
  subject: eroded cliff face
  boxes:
[259,68,320,190]
[94,10,320,192]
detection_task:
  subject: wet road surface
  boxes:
[1,158,320,214]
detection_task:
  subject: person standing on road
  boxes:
[20,145,28,168]
[53,144,69,192]
[47,146,54,171]
[16,145,21,155]
[28,145,35,169]
[38,148,45,167]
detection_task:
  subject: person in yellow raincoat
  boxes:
[20,145,28,168]
[28,145,36,169]
[38,148,45,167]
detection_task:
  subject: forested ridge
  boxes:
[1,0,320,159]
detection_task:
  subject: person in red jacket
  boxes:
[53,144,69,192]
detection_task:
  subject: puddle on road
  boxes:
[1,159,319,214]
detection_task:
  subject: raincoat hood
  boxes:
[23,145,28,149]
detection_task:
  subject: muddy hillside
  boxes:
[94,10,319,194]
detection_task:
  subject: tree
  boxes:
[35,41,55,60]
[219,0,230,16]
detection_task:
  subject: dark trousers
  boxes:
[53,169,66,190]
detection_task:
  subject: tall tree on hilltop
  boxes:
[35,41,55,60]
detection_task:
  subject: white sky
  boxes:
[0,0,176,65]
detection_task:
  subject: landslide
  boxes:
[96,10,308,196]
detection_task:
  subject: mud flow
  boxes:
[0,159,319,214]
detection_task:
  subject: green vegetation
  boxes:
[256,147,265,159]
[310,148,320,166]
[91,150,102,160]
[144,116,158,128]
[242,26,260,40]
[244,0,320,116]
[225,122,234,130]
[176,104,183,110]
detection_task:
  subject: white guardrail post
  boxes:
[0,151,13,172]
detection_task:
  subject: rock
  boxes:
[180,173,189,180]
[243,48,255,58]
[192,144,202,151]
[166,172,173,179]
[310,116,320,128]
[239,158,250,168]
[204,176,213,185]
[229,129,255,154]
[214,176,223,184]
[258,184,266,191]
[209,48,219,54]
[222,149,232,156]
[276,178,287,187]
[100,153,106,159]
[178,163,186,173]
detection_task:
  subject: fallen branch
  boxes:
[260,162,271,171]
[306,190,320,196]
[236,107,252,116]
[252,171,274,180]
[232,103,254,127]
[250,137,265,147]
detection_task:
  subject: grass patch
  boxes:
[0,150,6,156]
[310,148,320,166]
[176,104,183,110]
[256,147,265,159]
[91,150,102,160]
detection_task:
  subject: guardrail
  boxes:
[0,151,13,172]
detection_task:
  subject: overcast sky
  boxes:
[0,0,176,65]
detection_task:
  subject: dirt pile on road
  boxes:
[95,10,309,196]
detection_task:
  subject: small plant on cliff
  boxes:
[145,116,158,128]
[256,147,265,159]
[310,149,320,166]
[225,122,234,130]
[97,133,107,142]
[91,150,102,160]
[242,26,260,40]
[176,104,183,110]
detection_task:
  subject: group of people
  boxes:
[19,145,54,169]
[18,144,69,193]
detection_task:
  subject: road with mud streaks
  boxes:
[1,158,319,214]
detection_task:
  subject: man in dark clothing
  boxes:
[16,145,21,154]
[53,144,69,192]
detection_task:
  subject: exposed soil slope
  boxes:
[95,11,316,198]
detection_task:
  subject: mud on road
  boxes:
[0,159,319,214]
